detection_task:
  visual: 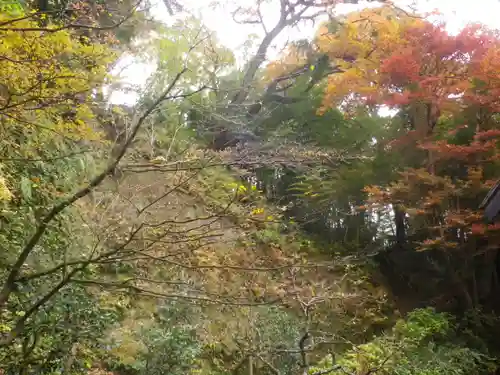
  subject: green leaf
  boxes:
[78,157,86,172]
[20,176,32,201]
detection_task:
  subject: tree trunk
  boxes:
[393,204,406,246]
[248,355,253,375]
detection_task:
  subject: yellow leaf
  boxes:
[251,208,264,215]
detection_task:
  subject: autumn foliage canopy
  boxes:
[264,6,500,307]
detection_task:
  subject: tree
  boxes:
[0,5,216,358]
[8,2,500,374]
[260,3,500,317]
[191,0,384,153]
[0,5,383,372]
[296,7,500,311]
[308,308,495,375]
[133,302,202,375]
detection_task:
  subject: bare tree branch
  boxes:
[0,67,188,309]
[0,0,143,32]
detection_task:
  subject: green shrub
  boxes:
[309,308,496,375]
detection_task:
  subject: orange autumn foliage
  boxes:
[265,5,500,308]
[273,7,500,254]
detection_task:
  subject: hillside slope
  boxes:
[80,154,393,373]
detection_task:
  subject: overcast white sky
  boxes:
[109,0,500,104]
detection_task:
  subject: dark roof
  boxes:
[479,180,500,222]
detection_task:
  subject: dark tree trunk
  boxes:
[394,204,406,246]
